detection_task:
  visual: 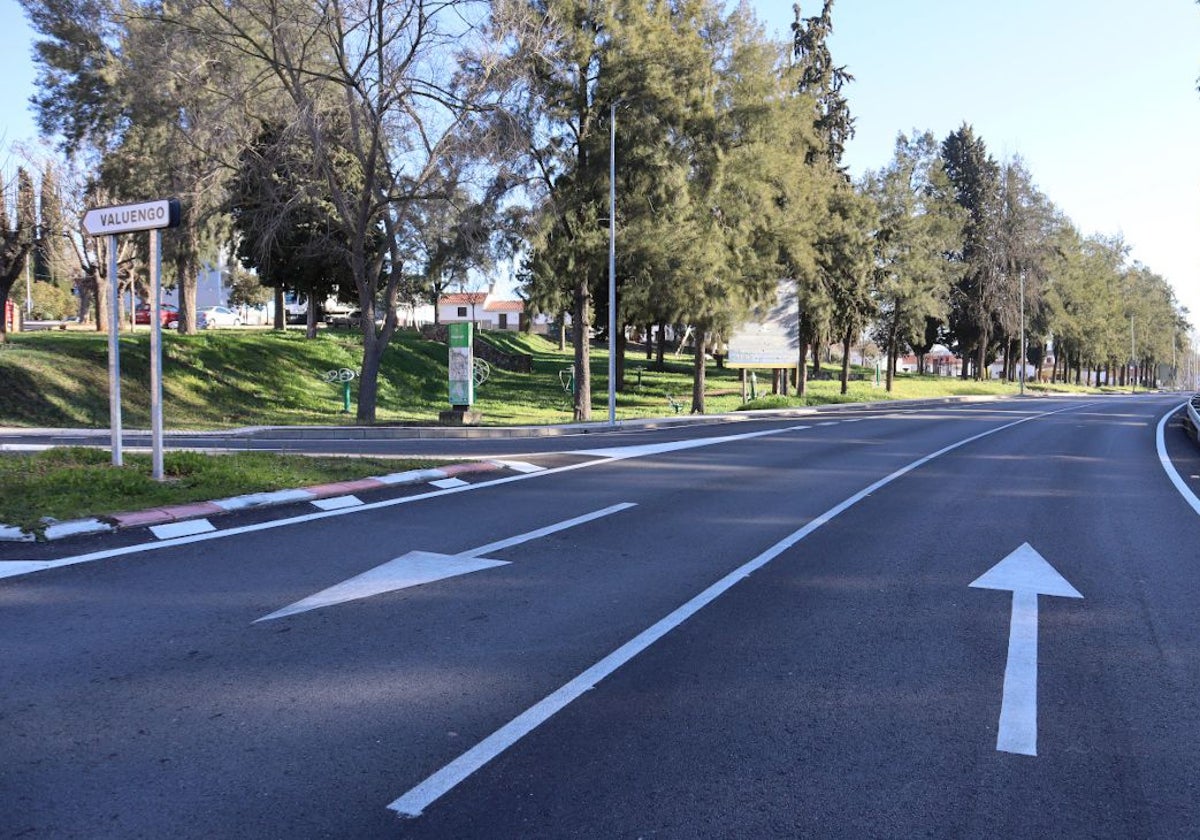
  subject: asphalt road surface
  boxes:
[4,395,1200,838]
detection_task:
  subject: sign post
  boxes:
[82,198,181,476]
[440,322,483,426]
[448,322,474,408]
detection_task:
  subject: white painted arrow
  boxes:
[255,551,510,622]
[970,543,1083,756]
[255,503,636,623]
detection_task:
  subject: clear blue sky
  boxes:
[3,1,1198,323]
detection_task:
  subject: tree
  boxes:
[0,169,37,342]
[182,0,503,423]
[990,158,1057,381]
[792,0,854,170]
[493,0,615,421]
[941,123,1001,379]
[866,131,964,391]
[229,122,366,339]
[23,0,245,334]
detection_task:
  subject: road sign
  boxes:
[82,199,181,236]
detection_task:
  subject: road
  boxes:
[3,396,1200,838]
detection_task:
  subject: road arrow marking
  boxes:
[255,503,637,623]
[255,551,510,622]
[970,543,1083,756]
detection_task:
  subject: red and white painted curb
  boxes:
[0,461,507,543]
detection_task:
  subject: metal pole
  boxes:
[24,254,32,315]
[1019,272,1026,396]
[607,101,617,426]
[106,234,123,466]
[149,228,164,481]
[1130,314,1135,393]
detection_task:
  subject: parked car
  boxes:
[134,303,180,328]
[198,305,242,328]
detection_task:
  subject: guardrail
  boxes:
[1186,394,1200,442]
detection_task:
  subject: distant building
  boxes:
[437,289,525,331]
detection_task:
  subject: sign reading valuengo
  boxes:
[82,198,181,236]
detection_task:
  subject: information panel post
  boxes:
[448,322,474,409]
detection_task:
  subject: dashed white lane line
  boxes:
[490,460,545,474]
[312,495,363,511]
[430,478,469,489]
[150,519,216,540]
[571,425,808,460]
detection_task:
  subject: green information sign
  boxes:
[448,322,474,406]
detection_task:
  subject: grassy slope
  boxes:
[0,327,1100,430]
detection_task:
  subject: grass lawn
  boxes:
[0,447,445,535]
[0,326,1109,430]
[0,328,1116,533]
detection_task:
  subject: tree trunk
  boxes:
[615,323,627,392]
[356,334,382,424]
[306,297,318,339]
[572,276,591,422]
[655,323,666,370]
[175,253,199,335]
[0,279,15,343]
[690,325,706,414]
[645,324,653,360]
[840,325,853,395]
[274,286,285,330]
[558,315,567,351]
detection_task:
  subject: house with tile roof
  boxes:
[437,288,525,331]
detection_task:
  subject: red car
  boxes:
[135,303,180,328]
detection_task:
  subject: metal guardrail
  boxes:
[1186,394,1200,441]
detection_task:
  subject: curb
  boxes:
[0,461,502,543]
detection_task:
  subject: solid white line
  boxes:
[0,423,821,581]
[149,519,216,540]
[997,590,1039,756]
[1155,403,1200,516]
[461,503,637,559]
[387,400,1094,818]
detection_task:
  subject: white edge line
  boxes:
[1156,402,1200,515]
[0,424,823,581]
[387,399,1095,818]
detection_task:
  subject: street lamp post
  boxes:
[1019,272,1026,396]
[607,100,617,426]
